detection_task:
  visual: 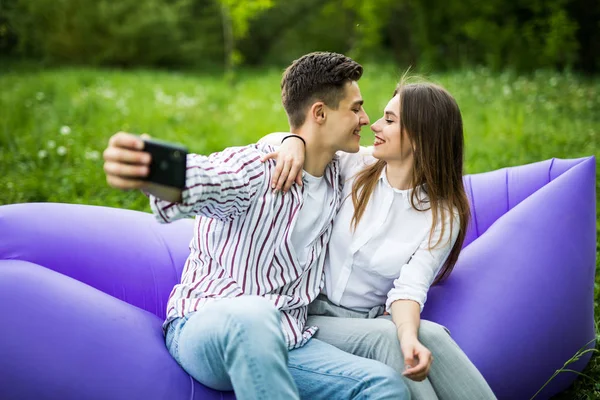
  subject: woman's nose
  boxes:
[371,121,379,132]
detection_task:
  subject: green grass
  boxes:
[0,64,598,398]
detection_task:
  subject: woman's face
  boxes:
[371,94,414,164]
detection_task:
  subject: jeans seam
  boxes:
[166,323,179,361]
[287,363,363,384]
[227,315,270,399]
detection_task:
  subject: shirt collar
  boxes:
[324,153,341,189]
[379,165,427,210]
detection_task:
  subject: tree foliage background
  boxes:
[1,0,598,72]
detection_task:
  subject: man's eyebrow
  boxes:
[352,100,364,107]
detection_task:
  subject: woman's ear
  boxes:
[310,102,326,125]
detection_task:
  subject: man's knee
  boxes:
[210,296,286,349]
[222,296,279,329]
[182,296,280,341]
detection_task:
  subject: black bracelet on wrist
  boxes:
[281,134,306,146]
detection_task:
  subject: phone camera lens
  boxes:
[173,151,181,159]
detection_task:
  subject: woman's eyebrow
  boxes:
[385,110,398,117]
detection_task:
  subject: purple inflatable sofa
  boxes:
[0,156,596,400]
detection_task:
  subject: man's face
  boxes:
[323,81,370,153]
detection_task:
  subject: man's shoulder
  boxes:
[206,143,270,163]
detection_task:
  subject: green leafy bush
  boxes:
[2,0,595,71]
[6,0,224,67]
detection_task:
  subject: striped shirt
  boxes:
[149,143,342,349]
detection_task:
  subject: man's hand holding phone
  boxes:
[103,132,185,203]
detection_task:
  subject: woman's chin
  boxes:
[372,147,385,160]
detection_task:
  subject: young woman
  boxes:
[260,81,497,399]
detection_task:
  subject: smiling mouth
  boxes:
[374,136,385,146]
[353,129,361,137]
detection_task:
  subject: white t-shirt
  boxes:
[291,171,331,267]
[324,149,460,313]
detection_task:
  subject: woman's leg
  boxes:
[412,319,497,400]
[307,296,496,400]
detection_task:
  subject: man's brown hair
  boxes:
[281,52,363,129]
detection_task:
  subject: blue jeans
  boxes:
[165,296,409,400]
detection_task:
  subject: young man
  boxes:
[103,52,409,400]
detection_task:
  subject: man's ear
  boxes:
[310,102,326,125]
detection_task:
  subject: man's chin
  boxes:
[346,142,361,153]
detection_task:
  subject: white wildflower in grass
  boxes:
[47,140,56,149]
[85,150,100,161]
[116,98,130,115]
[38,150,48,159]
[57,146,67,156]
[176,94,198,109]
[155,89,173,105]
[60,126,71,135]
[36,92,45,101]
[98,88,116,99]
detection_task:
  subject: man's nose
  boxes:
[360,110,370,126]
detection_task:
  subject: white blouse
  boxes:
[324,150,460,313]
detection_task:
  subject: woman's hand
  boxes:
[400,333,433,381]
[260,135,305,193]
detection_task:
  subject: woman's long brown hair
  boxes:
[350,80,470,285]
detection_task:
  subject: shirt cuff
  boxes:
[386,291,426,314]
[148,186,196,223]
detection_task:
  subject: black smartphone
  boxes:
[142,138,188,189]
